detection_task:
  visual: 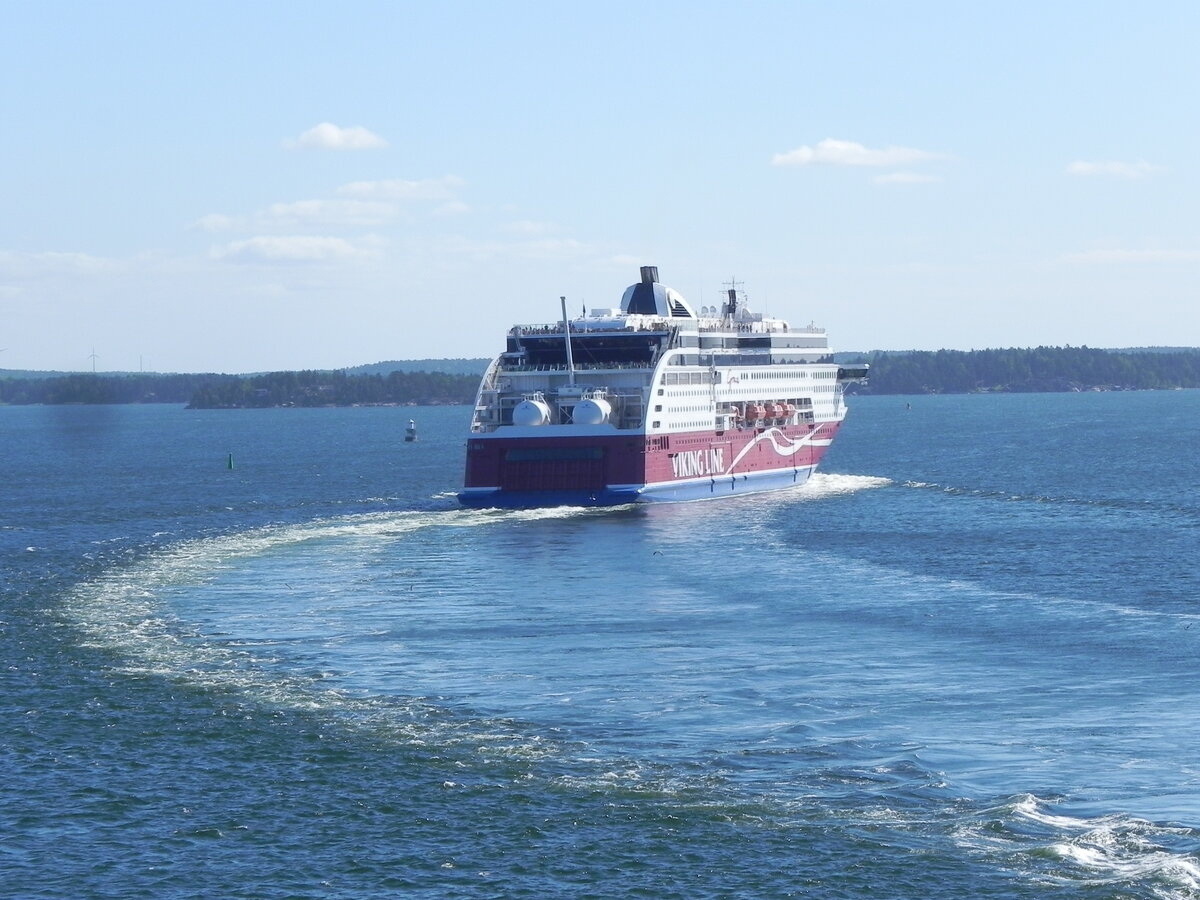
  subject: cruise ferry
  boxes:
[459,266,867,507]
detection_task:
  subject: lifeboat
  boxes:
[782,403,796,419]
[766,403,784,419]
[746,404,766,421]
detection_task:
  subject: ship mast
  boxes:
[560,295,576,387]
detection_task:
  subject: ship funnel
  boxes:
[640,266,659,284]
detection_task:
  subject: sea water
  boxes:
[3,393,1199,899]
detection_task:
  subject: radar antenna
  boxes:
[722,277,744,320]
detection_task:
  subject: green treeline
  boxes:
[848,347,1200,394]
[186,370,478,408]
[5,347,1200,406]
[0,373,219,405]
[0,370,480,407]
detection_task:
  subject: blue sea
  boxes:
[4,392,1200,899]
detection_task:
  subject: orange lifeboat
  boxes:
[746,404,766,421]
[781,403,796,419]
[766,403,784,419]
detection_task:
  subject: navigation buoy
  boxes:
[227,453,235,470]
[404,419,417,442]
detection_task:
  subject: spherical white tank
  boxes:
[512,398,552,426]
[572,397,611,425]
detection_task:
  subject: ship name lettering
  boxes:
[671,448,725,479]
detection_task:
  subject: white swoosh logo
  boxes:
[724,425,825,474]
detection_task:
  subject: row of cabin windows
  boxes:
[661,371,717,386]
[652,420,713,429]
[658,368,837,386]
[655,397,817,411]
[655,403,711,414]
[655,387,829,399]
[742,369,836,380]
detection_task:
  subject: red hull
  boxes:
[464,421,842,496]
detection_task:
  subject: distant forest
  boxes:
[344,358,490,377]
[843,346,1200,394]
[187,370,477,408]
[0,372,216,405]
[0,370,479,407]
[3,347,1200,406]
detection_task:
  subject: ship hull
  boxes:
[459,421,840,508]
[457,267,864,510]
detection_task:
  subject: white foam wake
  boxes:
[961,794,1200,899]
[802,472,893,498]
[60,505,623,760]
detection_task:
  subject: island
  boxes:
[4,347,1200,406]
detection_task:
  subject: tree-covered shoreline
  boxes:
[187,369,478,408]
[842,346,1200,394]
[4,346,1200,406]
[0,369,480,407]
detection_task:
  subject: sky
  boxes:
[2,1,1198,373]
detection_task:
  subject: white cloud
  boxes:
[213,235,375,263]
[194,213,237,233]
[285,122,388,150]
[772,138,944,168]
[502,219,559,235]
[873,172,942,185]
[193,201,395,234]
[194,177,464,239]
[1063,248,1200,264]
[431,234,592,263]
[1065,160,1164,179]
[516,238,587,259]
[433,200,471,217]
[261,199,396,227]
[338,175,465,201]
[0,249,121,277]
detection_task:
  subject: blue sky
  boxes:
[2,1,1198,373]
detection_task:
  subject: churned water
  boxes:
[3,393,1199,898]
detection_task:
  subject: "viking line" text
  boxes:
[670,448,726,479]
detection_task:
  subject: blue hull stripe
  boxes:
[457,466,816,509]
